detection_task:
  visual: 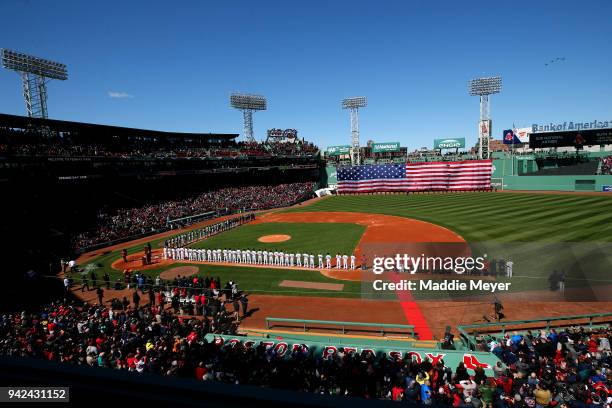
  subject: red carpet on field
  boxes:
[389,273,433,340]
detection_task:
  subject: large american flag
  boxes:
[337,160,493,193]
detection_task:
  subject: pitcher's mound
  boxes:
[160,266,199,280]
[258,234,291,243]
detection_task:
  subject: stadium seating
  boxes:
[1,299,609,405]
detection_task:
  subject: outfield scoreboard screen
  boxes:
[529,128,612,148]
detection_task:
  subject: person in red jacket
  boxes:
[194,361,207,381]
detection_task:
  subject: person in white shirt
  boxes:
[289,253,295,267]
[335,254,341,269]
[296,253,302,267]
[263,250,269,264]
[506,259,513,278]
[342,254,348,269]
[309,254,315,268]
[318,254,324,269]
[325,254,332,269]
[350,255,356,270]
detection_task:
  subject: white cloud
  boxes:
[108,91,134,99]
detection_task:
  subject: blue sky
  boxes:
[1,0,611,150]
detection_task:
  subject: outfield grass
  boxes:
[284,193,612,242]
[189,222,364,255]
[80,192,612,298]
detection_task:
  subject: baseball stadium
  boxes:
[1,2,612,407]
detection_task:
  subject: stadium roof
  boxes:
[0,113,239,141]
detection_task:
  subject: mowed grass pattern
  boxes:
[285,193,612,242]
[190,222,365,256]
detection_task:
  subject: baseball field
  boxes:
[76,191,612,338]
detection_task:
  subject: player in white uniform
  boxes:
[325,254,331,269]
[279,252,286,267]
[296,253,302,267]
[318,254,323,269]
[335,254,341,269]
[350,255,356,270]
[342,254,348,269]
[207,249,212,262]
[285,252,290,267]
[163,247,168,259]
[309,254,315,268]
[263,250,269,264]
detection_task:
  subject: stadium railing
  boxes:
[265,317,416,338]
[166,210,220,228]
[457,312,612,350]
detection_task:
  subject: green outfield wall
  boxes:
[493,155,612,192]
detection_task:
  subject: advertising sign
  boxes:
[372,142,400,153]
[434,138,465,149]
[326,145,351,156]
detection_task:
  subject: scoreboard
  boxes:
[529,128,612,148]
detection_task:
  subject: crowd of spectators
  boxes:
[71,182,315,250]
[0,295,609,406]
[0,127,319,160]
[600,156,612,175]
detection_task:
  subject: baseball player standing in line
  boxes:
[342,254,348,269]
[335,253,341,269]
[296,253,302,267]
[350,254,356,270]
[309,254,315,268]
[325,253,331,269]
[279,252,285,267]
[318,254,324,269]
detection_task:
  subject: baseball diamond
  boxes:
[3,5,612,405]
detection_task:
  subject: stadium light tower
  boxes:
[1,49,68,119]
[342,96,367,165]
[468,76,502,159]
[230,93,267,143]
